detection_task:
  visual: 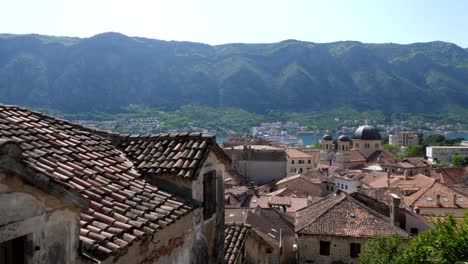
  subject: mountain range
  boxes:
[1,32,468,114]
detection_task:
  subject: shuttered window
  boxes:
[203,171,217,220]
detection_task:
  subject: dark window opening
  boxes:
[203,171,217,220]
[410,228,418,235]
[319,241,331,256]
[0,235,29,264]
[350,243,361,258]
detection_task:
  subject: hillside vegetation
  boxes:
[1,33,468,114]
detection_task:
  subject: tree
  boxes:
[451,154,468,166]
[403,145,425,158]
[359,235,403,264]
[383,144,399,155]
[399,214,468,264]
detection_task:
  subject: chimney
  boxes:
[404,170,409,180]
[435,194,441,207]
[389,193,401,227]
[452,194,456,206]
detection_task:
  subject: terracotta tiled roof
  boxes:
[0,105,195,261]
[285,148,313,158]
[224,223,250,264]
[247,194,311,213]
[411,182,468,209]
[349,149,367,162]
[436,167,467,186]
[295,192,410,238]
[360,172,398,188]
[391,174,436,206]
[246,208,295,246]
[110,132,228,179]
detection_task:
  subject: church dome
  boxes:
[322,134,333,141]
[338,135,350,142]
[352,125,381,140]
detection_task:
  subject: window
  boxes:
[326,185,329,191]
[355,143,360,148]
[319,241,331,256]
[442,197,449,203]
[291,160,295,164]
[290,168,295,173]
[345,185,348,190]
[298,160,304,164]
[426,196,433,201]
[350,243,361,258]
[203,171,217,220]
[299,168,303,173]
[0,235,29,264]
[341,184,344,189]
[410,228,419,235]
[375,143,379,148]
[308,159,311,164]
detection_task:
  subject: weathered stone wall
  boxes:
[237,160,286,185]
[194,151,226,264]
[0,170,80,264]
[298,235,367,264]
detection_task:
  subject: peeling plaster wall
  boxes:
[87,210,198,264]
[194,152,225,264]
[0,171,80,264]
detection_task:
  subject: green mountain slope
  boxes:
[0,32,467,114]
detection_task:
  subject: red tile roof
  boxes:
[0,105,199,261]
[295,192,409,238]
[110,132,229,179]
[224,223,250,264]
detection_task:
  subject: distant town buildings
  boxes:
[389,132,420,147]
[426,146,468,164]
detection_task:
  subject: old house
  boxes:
[381,157,431,176]
[285,148,315,176]
[225,208,297,264]
[295,191,410,264]
[0,105,228,264]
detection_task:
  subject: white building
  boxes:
[426,146,468,164]
[389,132,420,147]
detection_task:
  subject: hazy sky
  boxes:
[2,0,468,47]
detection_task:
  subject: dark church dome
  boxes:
[322,134,333,141]
[338,135,350,142]
[352,125,381,140]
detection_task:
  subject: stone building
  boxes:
[0,105,228,264]
[223,145,287,185]
[295,192,410,264]
[225,208,297,264]
[285,148,315,176]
